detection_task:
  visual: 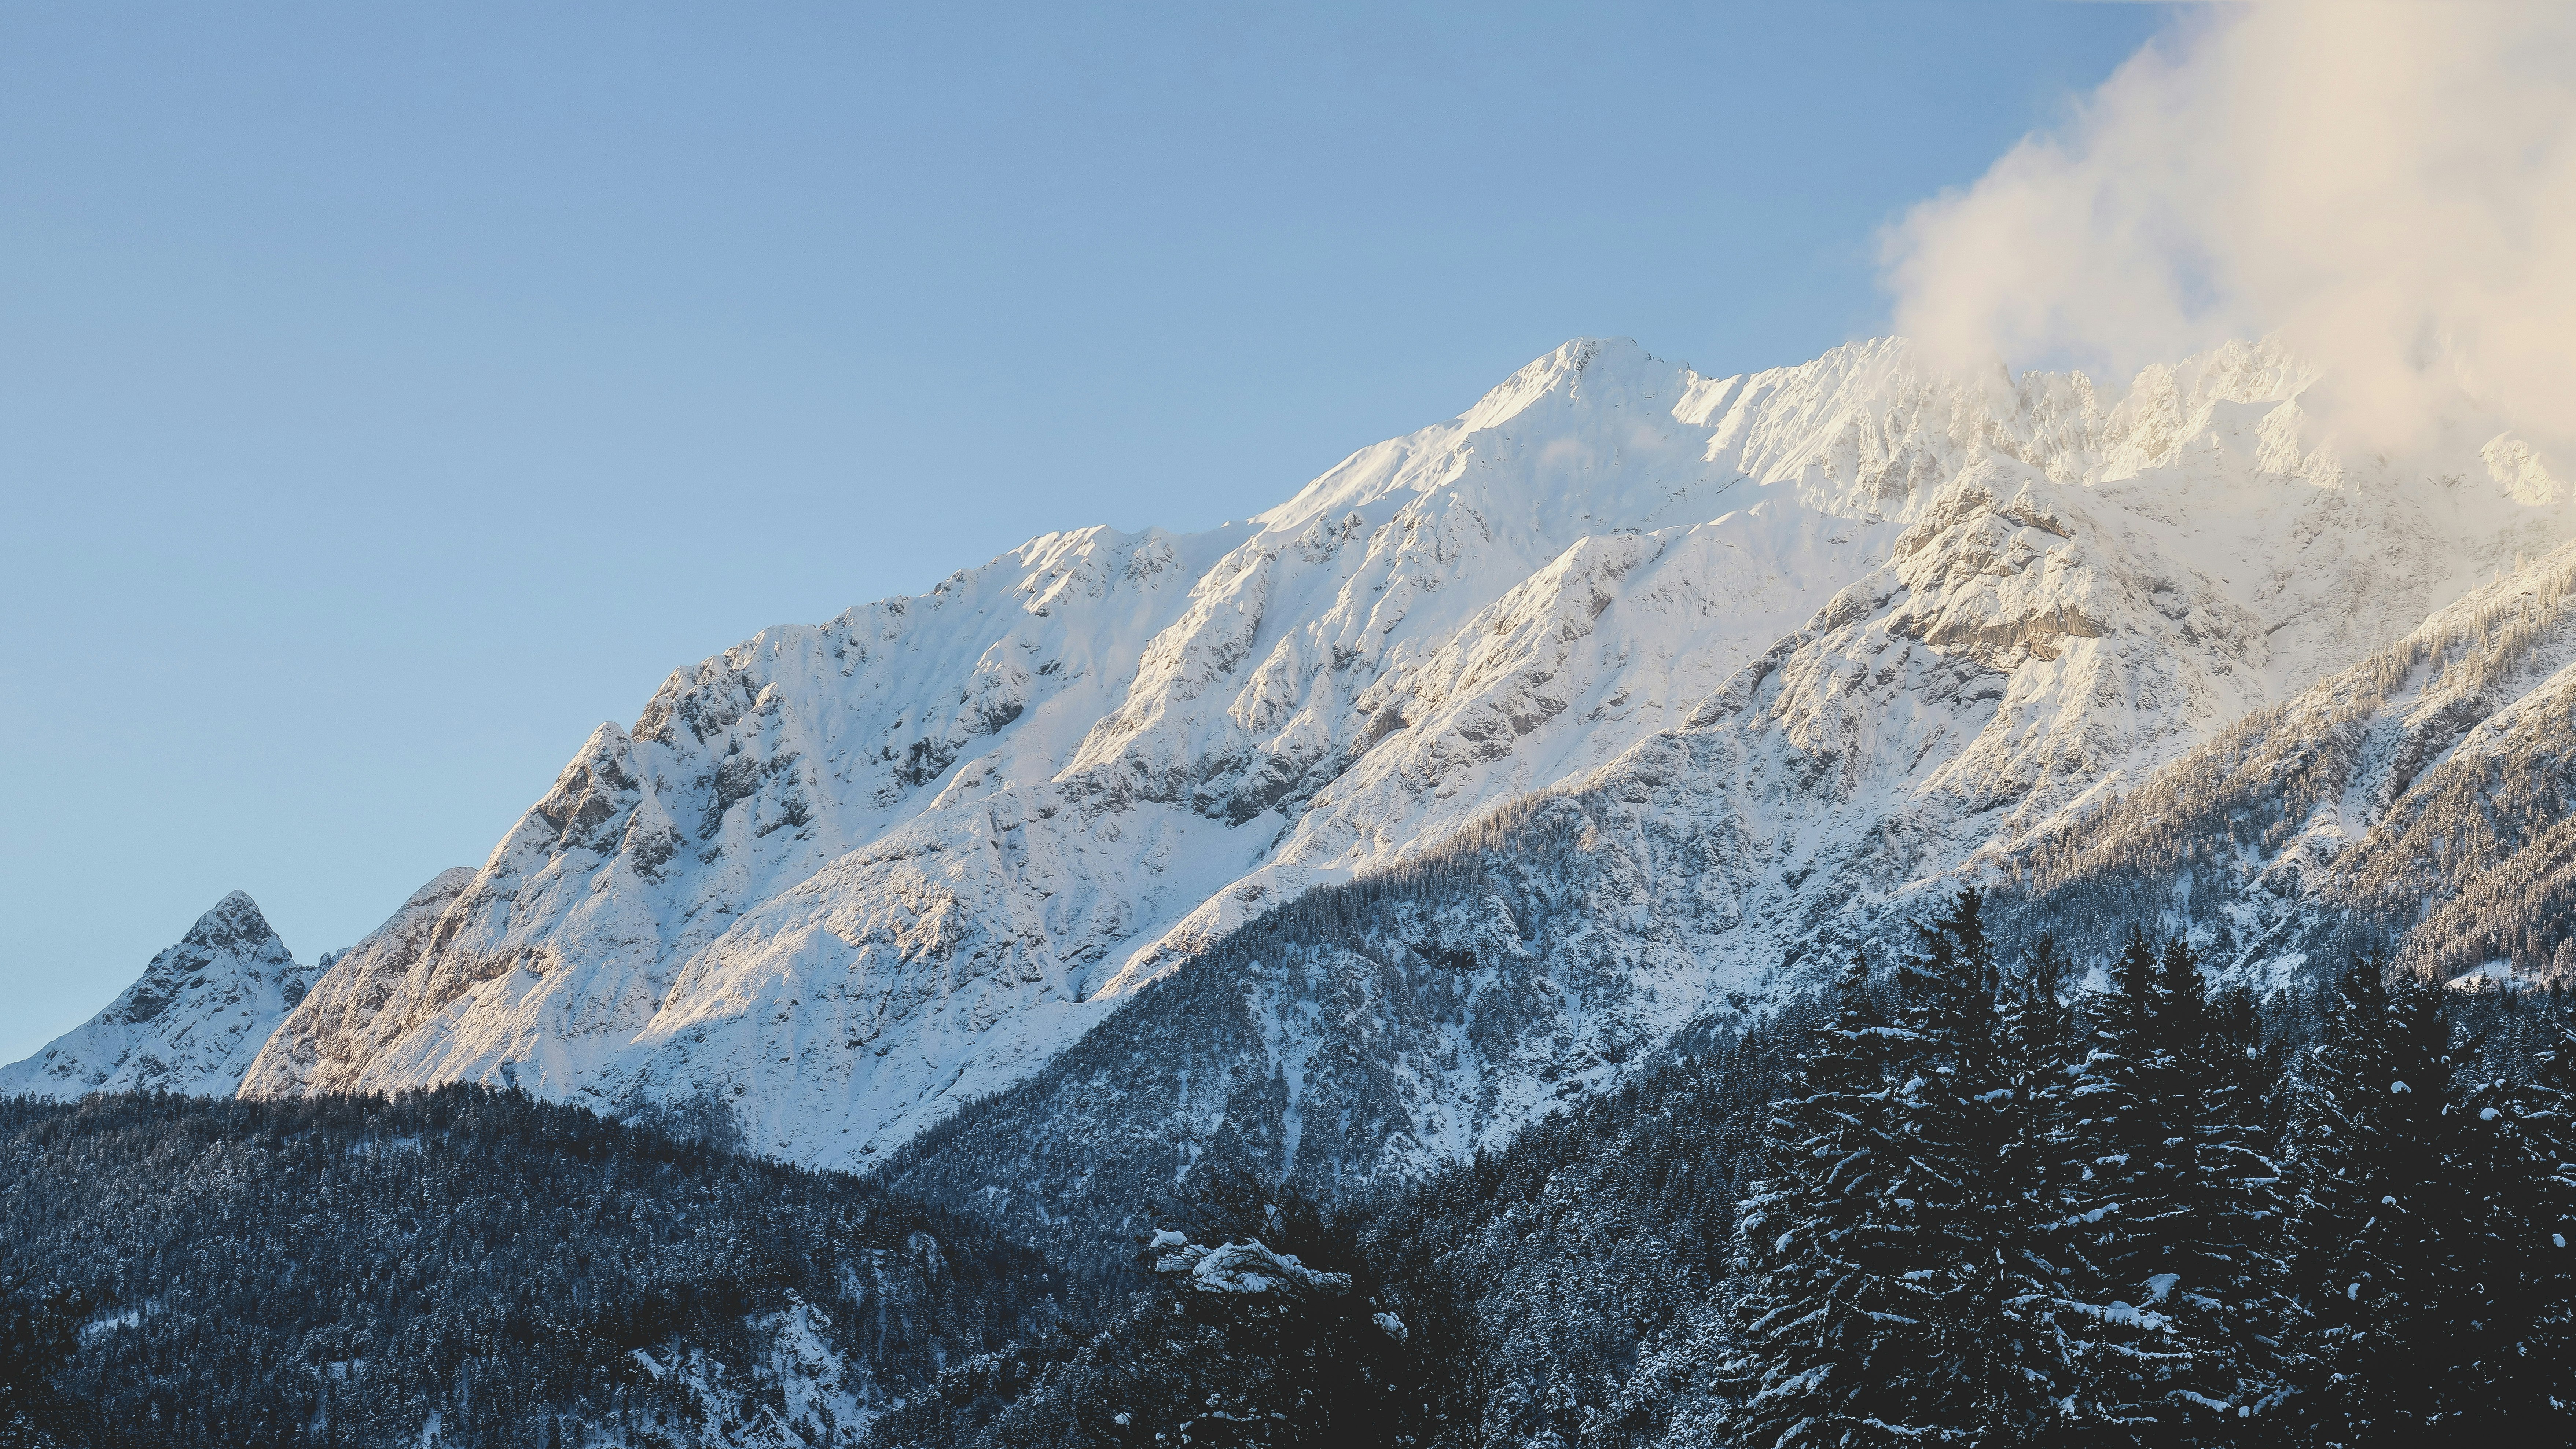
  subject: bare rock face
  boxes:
[1,892,311,1098]
[207,333,2576,1185]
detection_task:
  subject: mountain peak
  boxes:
[1,889,309,1099]
[1251,337,1713,537]
[191,889,276,941]
[1454,336,1680,433]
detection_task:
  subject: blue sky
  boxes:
[0,2,2163,1060]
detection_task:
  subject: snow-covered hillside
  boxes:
[877,343,2576,1251]
[0,892,313,1098]
[21,334,2571,1179]
[238,337,1951,1161]
[2010,533,2576,986]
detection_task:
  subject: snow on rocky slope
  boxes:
[879,342,2576,1252]
[0,892,315,1098]
[234,338,1947,1161]
[19,333,2556,1179]
[2006,532,2576,987]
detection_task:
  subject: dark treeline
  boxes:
[1723,889,2576,1446]
[15,898,2576,1448]
[861,1177,1473,1448]
[0,1086,1065,1449]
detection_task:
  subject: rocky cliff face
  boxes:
[24,334,2569,1188]
[1,892,313,1098]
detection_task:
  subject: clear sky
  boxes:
[0,1,2163,1062]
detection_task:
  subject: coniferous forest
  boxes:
[1720,892,2576,1446]
[10,893,2576,1447]
[0,1088,1062,1449]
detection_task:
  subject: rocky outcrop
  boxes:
[2009,541,2576,985]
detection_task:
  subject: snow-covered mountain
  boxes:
[872,343,2576,1253]
[18,335,2573,1186]
[237,337,1930,1160]
[0,891,313,1097]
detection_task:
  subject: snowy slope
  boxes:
[227,867,479,1094]
[880,358,2576,1251]
[2010,535,2576,986]
[0,892,313,1098]
[220,335,2576,1177]
[239,339,1914,1159]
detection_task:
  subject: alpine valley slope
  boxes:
[2006,527,2576,987]
[17,337,2566,1190]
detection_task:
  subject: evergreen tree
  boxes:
[2000,934,2077,1119]
[2057,929,2193,1439]
[1883,889,2065,1444]
[2162,975,2286,1438]
[2433,1021,2576,1435]
[1726,950,1923,1446]
[2051,932,2284,1442]
[1999,933,2084,1438]
[2278,958,2457,1445]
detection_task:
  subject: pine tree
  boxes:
[2160,974,2286,1439]
[1727,950,1925,1446]
[1877,889,2067,1444]
[2434,1020,2576,1435]
[2000,935,2076,1119]
[2056,928,2193,1439]
[2042,933,2286,1443]
[1998,932,2086,1438]
[2278,957,2457,1445]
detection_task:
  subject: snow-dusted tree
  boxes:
[2433,1021,2576,1435]
[2000,934,2076,1117]
[1725,950,1926,1445]
[1997,930,2086,1437]
[2051,933,2285,1441]
[1728,892,2079,1447]
[2055,930,2193,1437]
[2277,957,2456,1445]
[1882,889,2069,1444]
[2162,975,2287,1437]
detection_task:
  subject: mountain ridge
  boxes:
[14,335,2574,1213]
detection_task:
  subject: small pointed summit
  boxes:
[0,889,310,1099]
[183,890,286,956]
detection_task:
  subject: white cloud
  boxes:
[1884,1,2576,450]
